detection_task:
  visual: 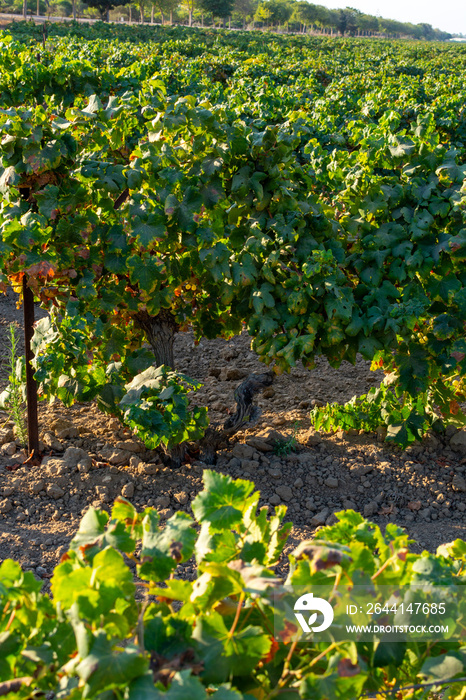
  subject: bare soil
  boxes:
[1,288,465,594]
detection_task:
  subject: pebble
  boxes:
[30,480,45,495]
[241,459,259,473]
[0,499,13,513]
[245,437,274,452]
[324,477,339,488]
[42,458,69,477]
[107,449,131,466]
[51,417,74,432]
[63,447,91,469]
[115,440,144,454]
[220,367,249,381]
[257,429,286,443]
[138,462,159,475]
[452,474,466,492]
[1,441,16,456]
[47,484,65,500]
[228,457,241,469]
[354,465,374,477]
[0,427,14,445]
[269,495,281,506]
[129,455,142,469]
[95,486,110,502]
[311,508,330,526]
[275,486,293,502]
[155,496,171,509]
[450,429,466,451]
[174,491,188,505]
[42,432,64,451]
[232,443,254,460]
[56,427,79,439]
[121,482,135,499]
[77,460,91,474]
[363,502,378,517]
[220,347,239,361]
[159,508,174,520]
[305,429,322,445]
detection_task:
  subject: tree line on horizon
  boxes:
[0,0,452,40]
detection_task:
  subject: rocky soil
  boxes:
[1,289,466,596]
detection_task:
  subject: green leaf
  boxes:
[68,508,135,561]
[358,337,383,359]
[35,185,60,218]
[232,255,257,286]
[84,94,103,114]
[132,220,166,247]
[211,687,243,700]
[191,471,256,530]
[139,511,196,582]
[190,564,243,610]
[428,275,461,304]
[373,641,406,668]
[420,654,464,681]
[165,194,179,216]
[127,672,160,699]
[389,140,415,158]
[127,254,162,294]
[0,165,20,192]
[193,613,270,683]
[76,631,148,695]
[156,670,208,699]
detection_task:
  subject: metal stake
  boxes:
[22,276,39,457]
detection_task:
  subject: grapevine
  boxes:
[2,27,466,455]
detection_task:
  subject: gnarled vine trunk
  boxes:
[134,308,179,369]
[134,310,274,467]
[199,371,274,464]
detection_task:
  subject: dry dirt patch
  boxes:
[1,290,465,593]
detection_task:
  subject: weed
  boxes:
[0,324,27,447]
[272,420,302,456]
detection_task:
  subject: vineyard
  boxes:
[0,20,466,699]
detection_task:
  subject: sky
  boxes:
[318,0,465,35]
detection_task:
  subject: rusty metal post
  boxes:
[22,276,39,457]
